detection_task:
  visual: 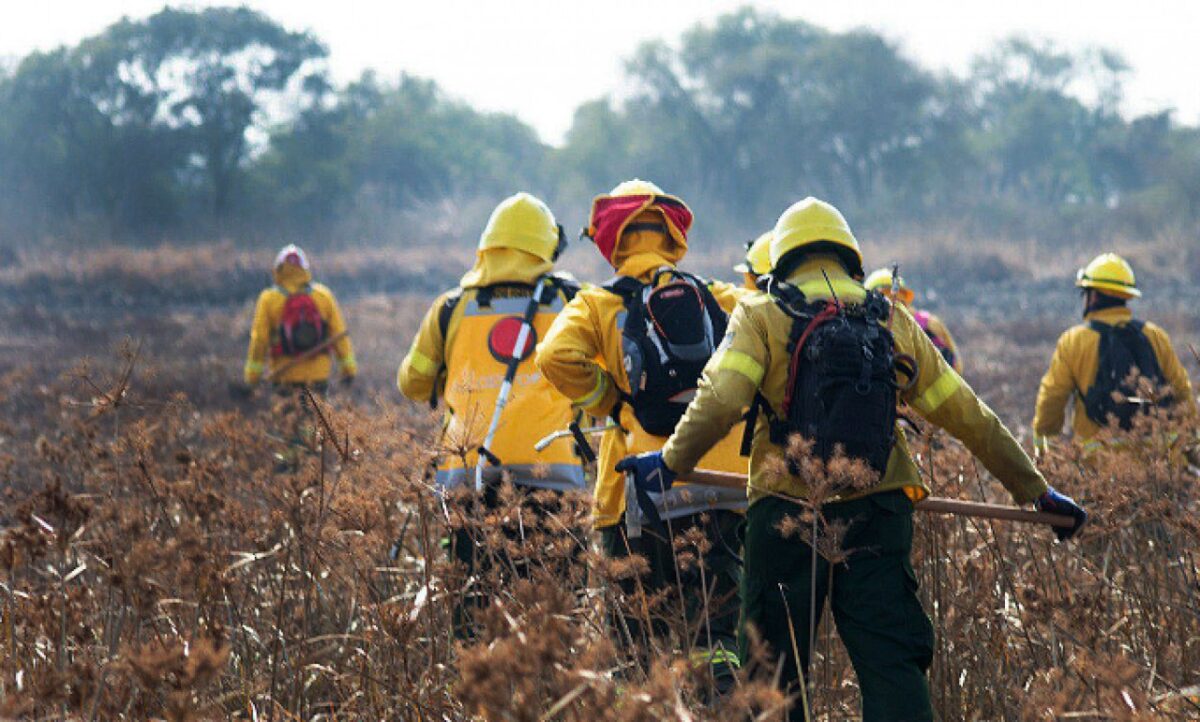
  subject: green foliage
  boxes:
[1,5,1198,246]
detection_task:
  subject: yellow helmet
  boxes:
[734,231,773,276]
[1076,252,1140,299]
[479,192,565,262]
[864,267,915,306]
[770,197,863,277]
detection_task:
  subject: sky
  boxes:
[2,0,1198,145]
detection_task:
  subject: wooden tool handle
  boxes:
[265,331,349,382]
[678,468,1075,529]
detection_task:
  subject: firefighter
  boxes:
[734,231,773,290]
[1033,252,1195,451]
[244,244,356,389]
[535,179,749,693]
[245,245,356,471]
[397,192,585,636]
[618,197,1087,721]
[865,267,962,373]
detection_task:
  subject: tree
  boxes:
[112,7,328,217]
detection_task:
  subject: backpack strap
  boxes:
[741,393,767,456]
[547,271,582,302]
[437,287,464,339]
[429,287,464,409]
[601,274,644,302]
[600,275,647,432]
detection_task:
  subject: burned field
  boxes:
[1,243,1199,720]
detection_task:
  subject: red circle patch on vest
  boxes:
[488,316,538,364]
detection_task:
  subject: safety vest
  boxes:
[614,278,749,519]
[437,278,586,491]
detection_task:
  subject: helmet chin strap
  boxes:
[1083,289,1127,317]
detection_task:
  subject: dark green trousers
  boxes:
[598,510,743,680]
[740,492,934,722]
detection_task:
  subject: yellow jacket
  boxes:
[536,227,751,527]
[397,248,585,490]
[245,263,355,385]
[661,256,1049,506]
[1033,307,1195,444]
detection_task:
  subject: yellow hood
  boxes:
[273,262,313,293]
[611,211,686,279]
[459,247,553,288]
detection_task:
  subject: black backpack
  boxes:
[605,269,728,437]
[746,283,898,478]
[1082,320,1170,430]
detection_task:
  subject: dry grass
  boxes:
[0,244,1199,719]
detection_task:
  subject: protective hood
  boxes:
[609,210,687,280]
[587,193,692,267]
[459,247,554,288]
[273,260,313,293]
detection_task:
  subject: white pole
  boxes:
[474,278,547,492]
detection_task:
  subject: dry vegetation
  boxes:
[1,242,1199,720]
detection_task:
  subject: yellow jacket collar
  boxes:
[614,251,679,282]
[782,256,865,301]
[273,263,313,293]
[459,247,553,288]
[1085,307,1133,324]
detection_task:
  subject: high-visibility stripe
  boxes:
[716,349,765,385]
[244,360,265,373]
[340,353,358,371]
[690,647,742,668]
[407,350,437,376]
[913,369,961,414]
[572,370,609,409]
[795,278,864,300]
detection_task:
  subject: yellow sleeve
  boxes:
[1032,333,1076,443]
[398,293,452,403]
[900,307,1048,504]
[662,302,764,475]
[1147,324,1197,417]
[323,290,356,377]
[535,295,619,416]
[244,290,273,385]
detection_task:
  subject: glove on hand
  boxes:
[1035,486,1087,541]
[615,451,677,494]
[340,374,355,387]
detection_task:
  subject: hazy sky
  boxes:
[3,1,1198,144]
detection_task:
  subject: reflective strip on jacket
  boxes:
[245,263,355,385]
[397,248,585,491]
[535,237,753,528]
[660,255,1049,507]
[1032,306,1196,444]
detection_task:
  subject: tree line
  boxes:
[2,6,1197,248]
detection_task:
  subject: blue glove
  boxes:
[1035,486,1088,541]
[615,451,677,494]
